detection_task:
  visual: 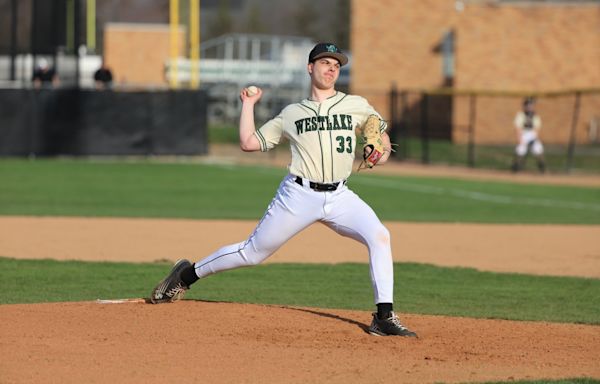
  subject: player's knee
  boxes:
[244,252,269,266]
[368,225,390,247]
[378,226,391,245]
[245,257,262,266]
[239,246,270,266]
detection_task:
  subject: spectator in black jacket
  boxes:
[32,58,59,89]
[94,61,113,90]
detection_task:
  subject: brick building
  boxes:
[104,23,185,87]
[350,0,600,145]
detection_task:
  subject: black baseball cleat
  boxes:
[368,312,418,337]
[150,259,192,304]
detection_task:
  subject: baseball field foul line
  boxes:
[353,177,600,211]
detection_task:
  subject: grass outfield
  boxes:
[0,158,599,223]
[1,258,598,325]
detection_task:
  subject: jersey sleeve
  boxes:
[254,114,284,152]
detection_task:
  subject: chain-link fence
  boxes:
[385,87,600,174]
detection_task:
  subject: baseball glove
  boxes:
[359,115,385,170]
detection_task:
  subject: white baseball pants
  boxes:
[192,174,394,304]
[516,131,544,156]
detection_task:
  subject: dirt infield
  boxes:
[1,300,599,384]
[1,216,599,278]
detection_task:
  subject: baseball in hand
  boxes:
[247,85,258,96]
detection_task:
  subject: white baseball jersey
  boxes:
[254,92,386,183]
[514,111,544,156]
[191,91,395,305]
[514,111,541,133]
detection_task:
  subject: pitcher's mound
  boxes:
[1,300,598,383]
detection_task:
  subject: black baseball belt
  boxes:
[294,176,346,192]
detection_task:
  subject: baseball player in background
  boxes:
[150,43,417,337]
[511,97,546,173]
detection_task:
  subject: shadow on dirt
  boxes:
[280,306,370,334]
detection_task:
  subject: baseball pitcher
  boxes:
[150,43,417,337]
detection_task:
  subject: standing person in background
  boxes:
[94,61,114,90]
[32,58,59,89]
[149,42,417,338]
[511,97,546,173]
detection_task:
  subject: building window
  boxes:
[442,29,455,86]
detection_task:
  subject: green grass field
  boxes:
[1,158,598,223]
[1,258,598,325]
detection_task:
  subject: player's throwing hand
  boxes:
[240,86,262,103]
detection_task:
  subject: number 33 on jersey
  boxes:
[254,92,386,183]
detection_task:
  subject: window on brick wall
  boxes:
[442,29,455,86]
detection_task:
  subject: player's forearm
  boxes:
[239,102,261,152]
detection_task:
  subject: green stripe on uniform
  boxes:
[255,130,268,152]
